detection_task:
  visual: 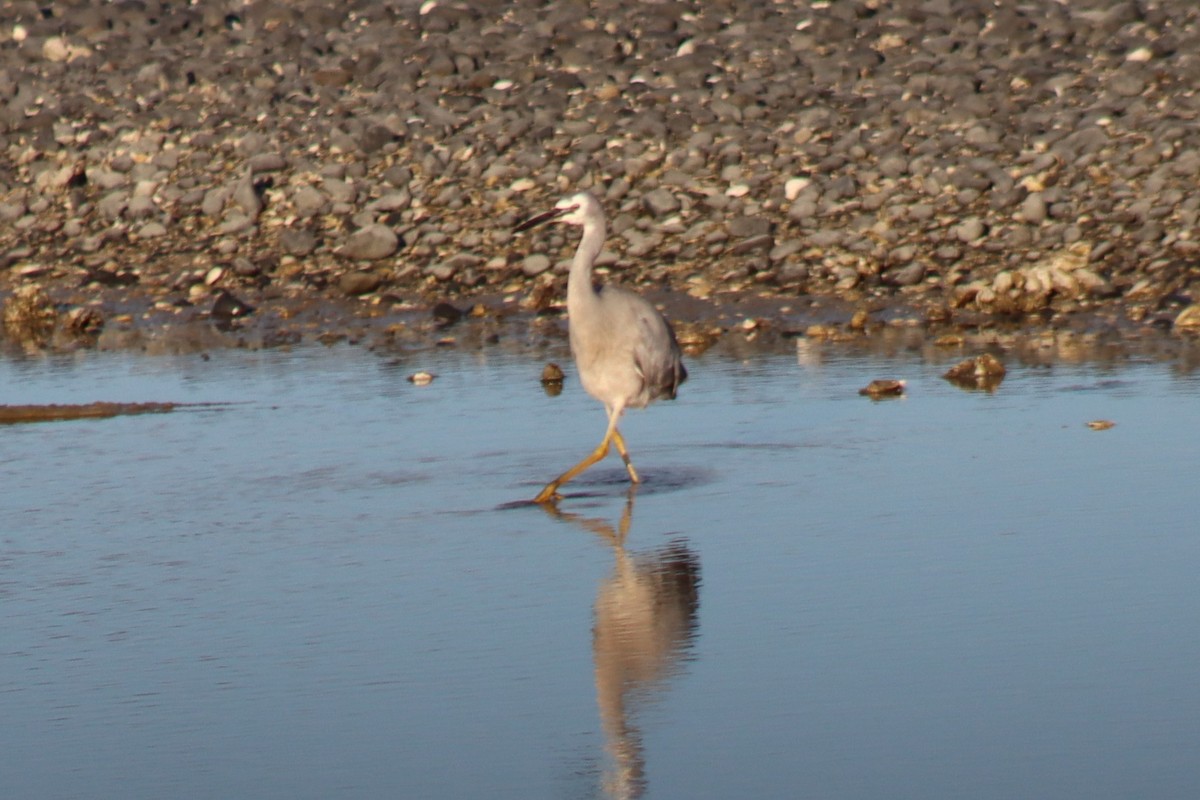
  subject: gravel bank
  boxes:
[3,0,1200,353]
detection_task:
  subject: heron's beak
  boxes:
[514,204,577,232]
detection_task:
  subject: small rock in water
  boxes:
[1086,419,1116,431]
[1173,305,1200,331]
[2,284,56,345]
[943,353,1007,391]
[522,279,559,313]
[858,379,907,398]
[672,321,721,355]
[408,371,436,386]
[211,290,255,326]
[82,266,138,287]
[540,362,564,396]
[64,306,104,337]
[432,302,464,327]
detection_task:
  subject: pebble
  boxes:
[859,379,906,398]
[944,354,1007,390]
[339,271,384,297]
[1020,193,1048,224]
[137,222,168,239]
[883,262,925,287]
[210,291,254,326]
[126,196,158,219]
[231,171,263,219]
[728,216,771,238]
[248,153,287,174]
[339,224,399,260]
[1174,305,1200,330]
[784,178,810,201]
[217,215,254,235]
[432,302,463,326]
[953,218,987,243]
[426,263,456,281]
[0,0,1196,335]
[787,199,818,223]
[291,186,327,217]
[729,234,773,255]
[2,284,56,344]
[280,228,318,257]
[641,189,680,218]
[522,254,552,277]
[201,187,230,219]
[97,192,128,220]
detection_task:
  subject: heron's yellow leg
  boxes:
[533,431,614,504]
[610,428,640,484]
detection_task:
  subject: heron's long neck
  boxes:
[567,218,605,310]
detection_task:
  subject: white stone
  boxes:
[784,177,812,201]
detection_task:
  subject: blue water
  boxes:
[2,341,1198,799]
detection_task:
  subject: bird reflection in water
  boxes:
[542,491,701,800]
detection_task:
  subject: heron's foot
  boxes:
[533,483,562,505]
[624,462,641,484]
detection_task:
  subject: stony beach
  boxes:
[3,0,1200,357]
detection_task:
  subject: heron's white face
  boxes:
[553,193,595,226]
[514,192,601,233]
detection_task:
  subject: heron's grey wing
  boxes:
[632,307,687,403]
[662,316,688,389]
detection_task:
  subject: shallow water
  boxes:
[3,341,1199,800]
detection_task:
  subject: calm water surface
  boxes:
[2,341,1199,799]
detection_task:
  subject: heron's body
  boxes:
[516,192,686,504]
[572,284,683,411]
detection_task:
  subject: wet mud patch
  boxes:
[0,401,227,424]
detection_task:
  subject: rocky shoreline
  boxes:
[3,0,1200,358]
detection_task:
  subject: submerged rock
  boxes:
[944,354,1007,391]
[3,284,56,345]
[858,379,907,398]
[408,371,436,386]
[211,290,255,328]
[1174,305,1200,331]
[540,362,565,397]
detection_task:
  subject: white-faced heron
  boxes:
[515,192,687,504]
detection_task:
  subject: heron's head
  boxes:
[514,192,599,232]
